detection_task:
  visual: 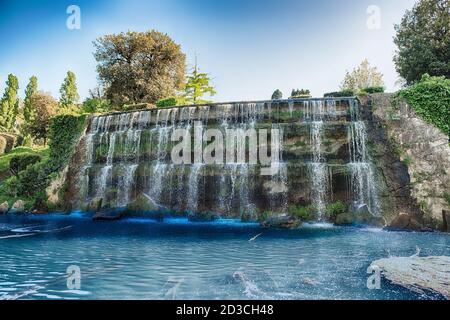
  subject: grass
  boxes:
[0,146,50,176]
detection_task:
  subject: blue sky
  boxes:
[0,0,416,102]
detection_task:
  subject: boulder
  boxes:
[10,200,25,214]
[370,255,450,299]
[334,210,387,227]
[385,213,422,231]
[261,215,302,229]
[93,208,126,221]
[335,212,354,226]
[0,201,9,214]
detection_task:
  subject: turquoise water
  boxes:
[0,214,449,300]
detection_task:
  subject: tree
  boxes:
[0,74,20,132]
[23,76,38,124]
[271,89,283,100]
[26,92,57,145]
[290,89,311,98]
[59,71,79,108]
[93,30,186,106]
[340,59,384,92]
[394,0,450,84]
[183,61,216,105]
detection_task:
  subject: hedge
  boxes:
[324,90,355,97]
[156,97,177,108]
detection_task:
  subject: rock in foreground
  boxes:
[371,256,450,299]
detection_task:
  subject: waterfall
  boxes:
[71,97,381,222]
[309,120,328,217]
[346,105,380,215]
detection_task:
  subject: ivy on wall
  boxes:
[398,74,450,136]
[1,113,87,204]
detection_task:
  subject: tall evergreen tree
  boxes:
[59,71,79,108]
[23,76,38,123]
[0,74,20,132]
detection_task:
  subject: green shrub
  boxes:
[444,192,450,206]
[81,98,111,114]
[156,97,177,108]
[362,86,385,94]
[288,204,317,221]
[0,176,20,197]
[324,90,355,97]
[18,162,50,197]
[9,154,42,176]
[325,201,347,220]
[398,74,450,135]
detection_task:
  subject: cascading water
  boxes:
[71,97,380,221]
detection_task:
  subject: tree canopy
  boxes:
[26,92,58,144]
[183,63,216,105]
[271,89,283,100]
[93,30,186,106]
[340,59,384,92]
[394,0,450,84]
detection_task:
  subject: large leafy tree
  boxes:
[183,62,216,105]
[340,59,384,92]
[394,0,450,84]
[26,92,57,145]
[93,30,186,106]
[271,89,283,100]
[0,74,20,132]
[59,71,79,108]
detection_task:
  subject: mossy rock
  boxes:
[335,212,355,226]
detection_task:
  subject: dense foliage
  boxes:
[271,89,283,100]
[59,71,80,109]
[47,114,87,172]
[290,89,311,98]
[183,64,216,105]
[156,97,177,108]
[9,154,42,176]
[23,76,38,125]
[0,114,87,203]
[93,30,186,106]
[324,201,347,220]
[341,59,384,93]
[324,90,355,97]
[397,74,450,135]
[81,97,111,113]
[361,86,385,94]
[0,74,20,132]
[394,0,450,84]
[25,92,58,144]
